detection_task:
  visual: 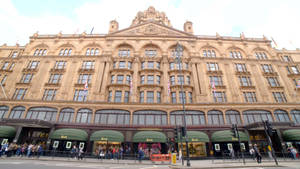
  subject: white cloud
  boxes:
[0,0,299,49]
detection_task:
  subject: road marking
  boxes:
[140,165,158,169]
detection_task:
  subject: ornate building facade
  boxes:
[0,7,300,157]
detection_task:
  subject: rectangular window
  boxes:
[111,75,115,84]
[213,92,227,102]
[267,77,280,87]
[108,91,112,102]
[145,50,157,57]
[140,75,145,84]
[235,63,247,72]
[186,76,190,85]
[27,61,39,69]
[12,88,27,100]
[171,92,176,103]
[118,49,130,57]
[1,75,7,85]
[124,91,129,103]
[156,62,160,69]
[78,74,91,84]
[177,75,184,85]
[42,89,57,101]
[272,92,287,103]
[170,62,174,70]
[147,91,154,103]
[55,61,66,69]
[9,62,15,71]
[140,91,144,103]
[141,62,145,69]
[20,73,34,83]
[117,75,124,84]
[243,92,257,102]
[156,76,160,85]
[147,75,154,84]
[1,62,9,70]
[157,92,161,103]
[11,51,18,58]
[239,76,252,86]
[119,61,126,68]
[126,75,131,85]
[291,66,299,74]
[179,91,186,104]
[282,55,292,62]
[261,64,273,73]
[209,76,223,86]
[73,89,88,102]
[188,92,192,103]
[82,61,95,69]
[127,62,132,69]
[48,74,62,84]
[170,76,175,85]
[207,62,219,71]
[114,91,122,103]
[148,62,154,69]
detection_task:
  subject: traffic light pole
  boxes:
[263,121,278,166]
[235,124,245,164]
[175,43,191,167]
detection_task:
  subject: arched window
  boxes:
[0,106,9,119]
[229,50,243,59]
[58,108,74,123]
[291,110,300,124]
[94,109,130,125]
[226,110,242,124]
[207,110,224,125]
[170,110,205,126]
[26,107,57,121]
[203,49,216,58]
[133,110,167,126]
[274,110,290,122]
[9,106,25,119]
[86,48,90,55]
[243,110,273,124]
[76,108,92,123]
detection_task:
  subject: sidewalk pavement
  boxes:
[2,156,300,168]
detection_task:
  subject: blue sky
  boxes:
[1,0,300,49]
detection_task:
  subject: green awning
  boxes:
[211,130,248,142]
[283,129,300,141]
[90,130,124,142]
[50,128,88,141]
[0,126,16,138]
[177,131,209,142]
[133,131,167,143]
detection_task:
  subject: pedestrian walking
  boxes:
[78,147,84,160]
[254,144,262,163]
[138,147,144,163]
[291,147,297,160]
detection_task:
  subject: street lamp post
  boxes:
[175,42,191,167]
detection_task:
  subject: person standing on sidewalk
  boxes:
[254,144,262,163]
[138,147,144,163]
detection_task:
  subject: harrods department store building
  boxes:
[0,7,300,157]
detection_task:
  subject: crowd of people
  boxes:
[0,142,45,158]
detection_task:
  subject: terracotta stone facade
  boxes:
[0,7,300,155]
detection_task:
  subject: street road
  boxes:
[0,159,170,169]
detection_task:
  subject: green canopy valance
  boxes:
[133,131,167,143]
[211,130,248,142]
[0,126,16,138]
[283,129,300,141]
[50,128,88,141]
[90,130,124,142]
[177,131,209,142]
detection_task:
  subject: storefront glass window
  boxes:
[291,110,300,124]
[274,110,290,122]
[133,110,167,125]
[94,109,130,125]
[26,107,57,121]
[207,110,224,125]
[58,108,74,123]
[170,110,206,126]
[0,106,9,119]
[225,110,241,124]
[9,106,25,119]
[76,108,92,123]
[243,110,273,124]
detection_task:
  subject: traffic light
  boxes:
[231,124,237,138]
[174,127,179,141]
[265,120,273,136]
[181,126,186,137]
